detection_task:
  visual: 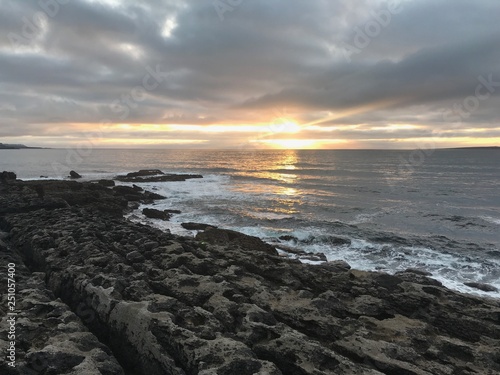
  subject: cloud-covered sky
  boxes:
[1,0,499,148]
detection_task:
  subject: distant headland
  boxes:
[447,146,499,150]
[0,143,46,149]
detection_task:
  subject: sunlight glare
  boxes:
[256,139,322,149]
[270,121,301,134]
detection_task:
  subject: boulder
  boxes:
[69,170,82,179]
[142,208,171,221]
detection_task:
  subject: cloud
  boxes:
[0,0,499,148]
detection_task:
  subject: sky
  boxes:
[0,0,499,149]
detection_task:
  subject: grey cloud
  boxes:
[0,0,499,146]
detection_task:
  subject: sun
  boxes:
[269,120,301,134]
[259,139,321,149]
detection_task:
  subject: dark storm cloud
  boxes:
[1,0,499,146]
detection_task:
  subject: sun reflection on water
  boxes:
[229,150,304,215]
[277,187,299,196]
[252,151,299,185]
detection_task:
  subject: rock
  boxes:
[112,186,165,203]
[303,235,351,246]
[464,282,498,292]
[69,170,82,179]
[116,171,203,183]
[181,222,217,231]
[143,241,160,251]
[128,202,140,210]
[275,244,328,263]
[279,235,298,243]
[300,253,328,262]
[124,194,143,202]
[326,260,351,271]
[0,171,17,182]
[398,268,433,277]
[196,228,278,256]
[97,179,115,187]
[0,249,124,374]
[143,208,171,221]
[132,184,144,192]
[164,209,182,214]
[33,184,45,199]
[126,250,145,263]
[125,169,165,178]
[113,185,142,196]
[144,191,167,200]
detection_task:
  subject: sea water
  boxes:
[2,148,499,297]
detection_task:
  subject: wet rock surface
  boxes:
[181,222,217,231]
[142,208,172,221]
[1,175,500,375]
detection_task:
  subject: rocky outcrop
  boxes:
[1,178,500,375]
[0,231,124,375]
[123,169,165,178]
[116,170,203,183]
[0,171,17,181]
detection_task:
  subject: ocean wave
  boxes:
[480,216,500,225]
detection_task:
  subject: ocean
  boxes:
[1,148,499,297]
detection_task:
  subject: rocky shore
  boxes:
[1,172,499,374]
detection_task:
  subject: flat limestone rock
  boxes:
[0,243,123,375]
[1,178,499,375]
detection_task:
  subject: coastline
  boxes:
[1,172,499,374]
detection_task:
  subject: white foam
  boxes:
[480,215,500,225]
[130,177,500,299]
[305,239,500,298]
[349,212,381,225]
[245,212,294,220]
